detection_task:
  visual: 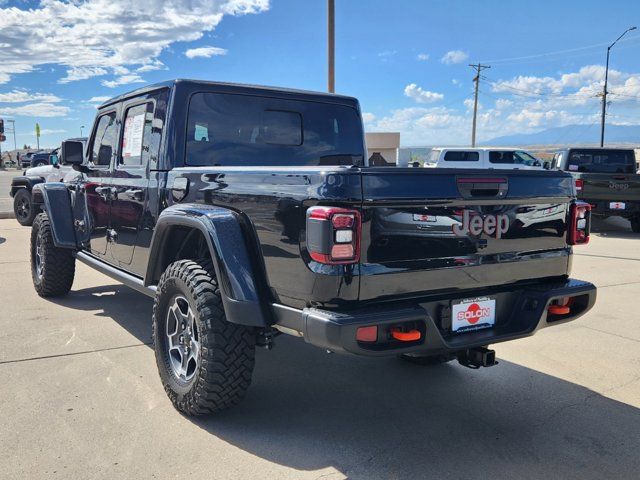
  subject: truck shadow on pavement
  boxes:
[54,285,640,480]
[590,216,638,239]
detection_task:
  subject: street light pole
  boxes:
[80,125,85,137]
[600,26,636,147]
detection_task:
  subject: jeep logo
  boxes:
[452,210,509,239]
[609,182,629,190]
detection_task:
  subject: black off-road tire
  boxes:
[631,215,640,233]
[399,353,456,366]
[152,259,256,415]
[14,188,37,226]
[30,213,75,297]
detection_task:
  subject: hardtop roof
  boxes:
[98,79,359,109]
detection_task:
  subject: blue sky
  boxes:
[1,0,639,148]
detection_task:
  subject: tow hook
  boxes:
[457,347,498,369]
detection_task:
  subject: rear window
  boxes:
[186,92,363,167]
[568,149,635,173]
[443,151,479,162]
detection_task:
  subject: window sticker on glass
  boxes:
[122,112,145,158]
[194,123,209,142]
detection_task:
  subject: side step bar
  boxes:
[74,251,157,298]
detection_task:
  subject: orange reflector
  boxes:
[391,328,421,342]
[548,304,570,315]
[356,326,378,342]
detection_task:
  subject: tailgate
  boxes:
[577,173,640,202]
[359,168,574,301]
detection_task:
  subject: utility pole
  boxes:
[469,63,490,147]
[328,0,335,93]
[600,26,636,147]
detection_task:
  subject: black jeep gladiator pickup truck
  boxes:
[552,147,640,232]
[30,80,596,415]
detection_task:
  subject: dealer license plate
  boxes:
[609,202,626,210]
[451,297,496,333]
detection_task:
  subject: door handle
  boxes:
[125,189,145,201]
[94,186,111,200]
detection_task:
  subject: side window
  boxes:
[120,102,154,167]
[489,151,515,164]
[90,112,118,166]
[444,151,479,162]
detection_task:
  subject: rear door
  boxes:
[359,168,574,301]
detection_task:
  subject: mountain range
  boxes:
[483,124,639,147]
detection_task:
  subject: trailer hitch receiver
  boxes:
[457,347,498,369]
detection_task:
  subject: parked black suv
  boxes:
[30,80,596,415]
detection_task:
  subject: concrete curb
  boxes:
[0,212,15,220]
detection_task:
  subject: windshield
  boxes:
[568,149,636,173]
[186,92,364,167]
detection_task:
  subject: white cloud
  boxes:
[185,46,228,59]
[0,103,70,117]
[495,98,513,109]
[136,62,166,73]
[417,53,429,61]
[361,112,376,123]
[0,90,61,103]
[59,67,109,84]
[452,79,460,85]
[365,64,640,146]
[88,96,111,103]
[378,50,397,62]
[102,74,146,88]
[441,50,469,65]
[404,83,444,104]
[0,0,269,84]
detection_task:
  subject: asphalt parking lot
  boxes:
[0,216,639,479]
[0,169,20,217]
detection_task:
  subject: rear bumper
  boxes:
[272,279,596,357]
[581,198,640,217]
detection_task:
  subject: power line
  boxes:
[480,35,640,65]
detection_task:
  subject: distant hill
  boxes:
[483,124,640,147]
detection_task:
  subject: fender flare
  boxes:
[145,205,270,327]
[32,183,78,249]
[10,176,44,197]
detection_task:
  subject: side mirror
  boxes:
[61,140,84,168]
[543,161,551,170]
[50,154,59,168]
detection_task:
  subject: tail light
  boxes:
[567,202,591,245]
[306,206,361,264]
[575,179,584,193]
